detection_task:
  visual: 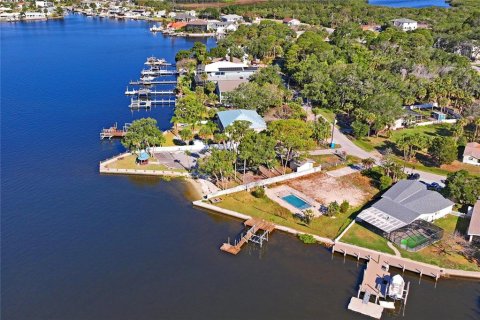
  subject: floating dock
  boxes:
[220,218,275,255]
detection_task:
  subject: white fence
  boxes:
[148,141,206,153]
[205,166,322,199]
[416,119,457,127]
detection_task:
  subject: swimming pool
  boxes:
[281,194,311,210]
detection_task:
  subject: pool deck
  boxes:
[265,185,323,217]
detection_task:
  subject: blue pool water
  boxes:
[282,194,311,210]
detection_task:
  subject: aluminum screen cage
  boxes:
[388,220,444,252]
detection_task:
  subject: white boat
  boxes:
[379,301,396,309]
[388,275,405,300]
[145,56,170,66]
[140,75,155,81]
[150,24,163,32]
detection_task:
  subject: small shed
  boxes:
[289,160,314,173]
[137,151,149,165]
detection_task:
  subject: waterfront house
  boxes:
[0,11,20,21]
[283,17,300,27]
[185,19,209,32]
[463,142,480,166]
[215,79,249,103]
[24,11,47,20]
[167,21,187,31]
[217,109,267,132]
[197,60,259,84]
[392,18,417,31]
[468,200,480,242]
[357,180,454,233]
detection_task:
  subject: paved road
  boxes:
[311,113,447,185]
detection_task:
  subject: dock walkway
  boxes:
[220,218,275,255]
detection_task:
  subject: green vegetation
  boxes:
[215,191,360,239]
[122,118,166,151]
[398,215,479,271]
[298,234,317,244]
[341,223,395,254]
[444,170,480,205]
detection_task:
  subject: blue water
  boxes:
[2,14,479,320]
[282,194,311,210]
[369,0,450,7]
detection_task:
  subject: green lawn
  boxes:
[106,154,186,172]
[354,124,454,152]
[340,223,395,254]
[316,107,336,123]
[214,191,358,239]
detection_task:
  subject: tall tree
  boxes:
[122,118,165,152]
[198,149,236,190]
[269,119,315,174]
[428,137,458,165]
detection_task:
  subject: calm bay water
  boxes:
[369,0,450,7]
[1,14,479,320]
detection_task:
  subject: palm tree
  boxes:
[474,117,480,141]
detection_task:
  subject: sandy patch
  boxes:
[283,172,375,206]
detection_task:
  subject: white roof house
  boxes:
[24,11,47,20]
[204,61,248,73]
[463,142,480,166]
[392,18,417,31]
[220,14,243,23]
[217,109,267,132]
[357,180,454,233]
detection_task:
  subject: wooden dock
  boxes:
[220,218,275,255]
[100,123,131,140]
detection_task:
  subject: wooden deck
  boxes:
[220,218,275,255]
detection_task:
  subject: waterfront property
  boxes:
[463,142,480,166]
[468,200,480,242]
[357,180,454,233]
[216,109,267,132]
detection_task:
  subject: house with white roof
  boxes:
[220,14,243,23]
[24,11,47,20]
[196,60,259,83]
[463,142,480,166]
[357,180,454,234]
[283,17,300,27]
[216,109,267,132]
[392,18,417,31]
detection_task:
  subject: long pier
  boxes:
[220,218,275,255]
[129,98,176,109]
[141,69,179,76]
[125,88,175,96]
[129,80,177,86]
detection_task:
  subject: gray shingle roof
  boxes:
[357,180,454,233]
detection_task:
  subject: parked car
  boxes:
[408,173,420,180]
[429,182,442,191]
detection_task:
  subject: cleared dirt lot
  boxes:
[283,172,377,206]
